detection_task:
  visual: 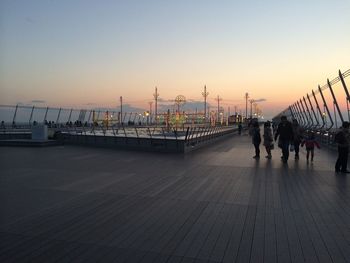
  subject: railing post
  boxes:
[318,85,333,130]
[43,107,49,123]
[67,108,73,123]
[56,108,62,124]
[292,104,302,125]
[302,96,314,129]
[312,90,325,128]
[29,106,35,126]
[289,106,296,120]
[299,99,310,128]
[339,70,350,121]
[327,79,344,125]
[296,101,307,127]
[12,105,18,127]
[86,110,92,125]
[307,94,319,128]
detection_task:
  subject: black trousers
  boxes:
[335,146,349,172]
[294,141,300,156]
[254,143,260,157]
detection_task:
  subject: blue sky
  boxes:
[1,0,349,118]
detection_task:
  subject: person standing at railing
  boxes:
[274,116,294,163]
[292,119,303,160]
[334,121,350,173]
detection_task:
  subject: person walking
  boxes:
[292,119,303,159]
[335,121,350,173]
[301,132,320,162]
[252,122,261,159]
[263,121,273,159]
[274,116,294,163]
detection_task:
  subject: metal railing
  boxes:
[273,69,350,148]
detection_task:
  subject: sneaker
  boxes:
[253,156,260,159]
[341,170,350,174]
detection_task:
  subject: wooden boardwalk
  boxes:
[1,132,349,263]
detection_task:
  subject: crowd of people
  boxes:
[247,116,350,173]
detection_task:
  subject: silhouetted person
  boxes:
[252,122,261,159]
[274,116,293,163]
[335,121,350,173]
[263,121,273,159]
[1,121,5,129]
[292,119,303,159]
[238,122,242,135]
[301,131,320,163]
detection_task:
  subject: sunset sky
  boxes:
[1,0,349,119]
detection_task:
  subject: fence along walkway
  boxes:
[0,132,349,262]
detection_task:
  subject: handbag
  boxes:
[290,144,295,152]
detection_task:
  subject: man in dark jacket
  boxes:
[335,121,350,173]
[274,116,294,163]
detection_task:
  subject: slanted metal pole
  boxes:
[12,105,18,126]
[296,101,307,127]
[299,99,310,128]
[29,106,35,125]
[302,96,314,128]
[318,85,333,130]
[289,106,296,120]
[291,104,300,123]
[339,70,350,121]
[67,108,73,123]
[292,103,302,125]
[56,108,62,124]
[312,90,325,128]
[307,94,319,127]
[87,110,92,124]
[328,79,344,124]
[43,107,49,123]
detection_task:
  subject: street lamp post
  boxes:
[249,99,254,119]
[245,92,249,120]
[153,87,159,126]
[202,85,209,121]
[120,96,123,125]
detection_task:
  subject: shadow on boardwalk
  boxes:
[0,132,349,263]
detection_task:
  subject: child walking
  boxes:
[301,132,320,162]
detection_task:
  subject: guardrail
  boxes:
[57,125,238,153]
[273,69,349,148]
